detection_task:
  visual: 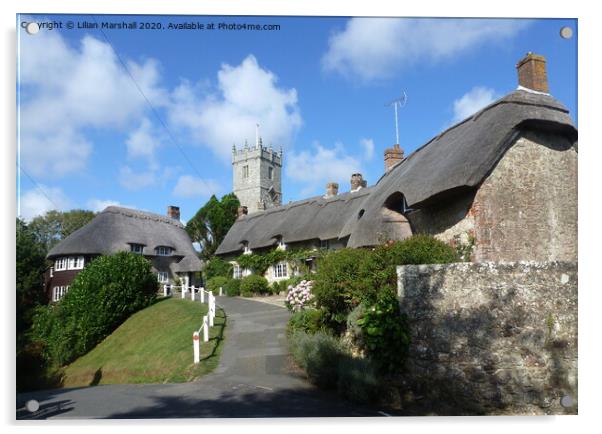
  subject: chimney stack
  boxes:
[237,206,248,217]
[350,173,367,192]
[384,144,404,172]
[167,205,180,220]
[516,52,549,93]
[324,182,339,198]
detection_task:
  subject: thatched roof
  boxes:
[48,206,202,272]
[216,89,577,256]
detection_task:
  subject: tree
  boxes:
[186,193,240,260]
[29,210,95,250]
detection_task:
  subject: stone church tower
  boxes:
[232,126,282,214]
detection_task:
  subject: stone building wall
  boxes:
[397,261,577,415]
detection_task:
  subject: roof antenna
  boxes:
[385,91,407,145]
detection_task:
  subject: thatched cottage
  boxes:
[215,53,577,282]
[45,206,202,302]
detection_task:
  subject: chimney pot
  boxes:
[516,52,549,93]
[384,143,404,172]
[237,206,249,217]
[167,205,180,220]
[324,182,339,198]
[350,173,365,192]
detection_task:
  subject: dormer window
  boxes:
[156,246,173,256]
[242,242,251,255]
[276,236,286,250]
[130,244,144,254]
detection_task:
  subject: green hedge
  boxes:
[31,252,158,366]
[206,276,229,293]
[239,274,269,297]
[224,278,241,297]
[287,309,326,336]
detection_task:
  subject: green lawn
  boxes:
[62,297,226,387]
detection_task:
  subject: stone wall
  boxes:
[396,261,577,415]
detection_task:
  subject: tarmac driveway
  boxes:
[16,296,383,419]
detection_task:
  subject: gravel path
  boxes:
[16,296,382,419]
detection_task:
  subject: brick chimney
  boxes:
[384,144,404,172]
[237,205,248,217]
[167,205,180,220]
[350,173,367,192]
[516,52,549,93]
[324,182,339,198]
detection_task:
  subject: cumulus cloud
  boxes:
[19,185,72,221]
[286,142,363,197]
[118,165,175,191]
[172,175,221,198]
[322,18,531,82]
[360,138,375,160]
[452,86,498,123]
[125,117,164,168]
[86,198,136,212]
[19,30,166,178]
[168,55,302,163]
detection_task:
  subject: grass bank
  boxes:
[62,297,226,387]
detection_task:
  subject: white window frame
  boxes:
[233,263,243,279]
[273,261,288,279]
[55,257,67,271]
[242,243,252,255]
[67,256,84,270]
[130,244,144,254]
[157,271,169,283]
[52,285,69,302]
[156,246,172,256]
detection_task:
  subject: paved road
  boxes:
[16,296,383,419]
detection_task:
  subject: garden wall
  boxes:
[396,261,577,415]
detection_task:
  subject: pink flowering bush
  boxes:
[285,280,314,312]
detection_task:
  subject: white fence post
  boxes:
[219,286,223,296]
[191,286,195,301]
[193,331,200,364]
[181,285,186,299]
[163,284,168,297]
[200,287,205,303]
[209,291,215,327]
[203,315,209,342]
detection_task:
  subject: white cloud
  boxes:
[322,18,530,82]
[125,117,164,168]
[172,175,220,198]
[118,165,175,191]
[86,199,136,212]
[286,142,363,197]
[452,86,498,123]
[360,138,375,160]
[19,31,167,178]
[19,185,72,221]
[168,55,302,163]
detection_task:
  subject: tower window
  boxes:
[243,165,249,178]
[268,166,274,180]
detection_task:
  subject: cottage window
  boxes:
[273,261,288,279]
[320,239,330,250]
[233,264,243,279]
[52,285,69,302]
[242,242,251,255]
[68,256,84,270]
[157,272,169,283]
[243,165,249,178]
[55,257,67,271]
[130,244,144,254]
[156,246,172,256]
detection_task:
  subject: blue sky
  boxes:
[16,14,577,223]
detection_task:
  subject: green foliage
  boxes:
[382,234,458,265]
[288,331,344,389]
[270,280,287,295]
[224,278,241,297]
[235,248,321,276]
[337,357,381,404]
[29,209,96,251]
[239,274,269,297]
[206,276,229,293]
[287,309,326,336]
[31,252,158,366]
[356,289,410,374]
[186,193,240,260]
[203,257,233,281]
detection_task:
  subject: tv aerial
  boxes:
[385,91,407,145]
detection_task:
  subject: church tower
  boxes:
[232,125,283,214]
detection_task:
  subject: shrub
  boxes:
[31,251,158,366]
[285,280,315,312]
[383,234,458,265]
[206,276,229,293]
[337,357,381,404]
[356,288,410,374]
[224,278,241,297]
[202,257,233,281]
[288,331,344,389]
[270,280,286,295]
[287,309,325,336]
[239,274,269,297]
[346,303,367,350]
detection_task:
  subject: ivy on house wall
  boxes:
[234,248,323,276]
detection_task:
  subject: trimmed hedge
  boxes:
[239,274,269,297]
[224,278,241,297]
[206,276,229,293]
[32,252,158,366]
